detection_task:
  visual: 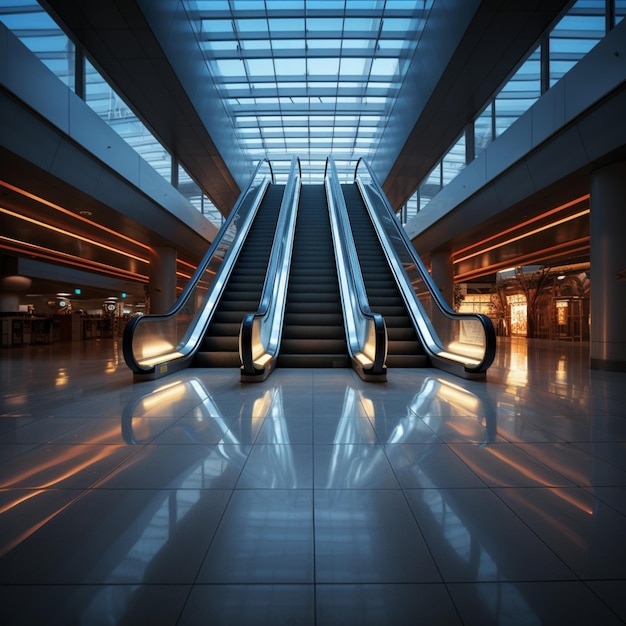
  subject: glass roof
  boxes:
[182,0,433,181]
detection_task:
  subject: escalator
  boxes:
[349,157,496,378]
[342,183,428,368]
[277,184,350,368]
[123,159,278,381]
[124,157,494,382]
[193,185,285,367]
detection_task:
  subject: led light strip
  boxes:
[0,206,149,264]
[454,238,590,282]
[0,179,154,252]
[453,208,590,265]
[0,235,149,282]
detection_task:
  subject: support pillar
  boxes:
[148,247,177,314]
[0,292,19,312]
[590,162,626,371]
[430,251,455,308]
[0,256,31,312]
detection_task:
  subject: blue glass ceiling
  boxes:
[182,0,432,181]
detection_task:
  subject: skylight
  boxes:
[182,0,432,181]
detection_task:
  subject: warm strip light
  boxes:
[454,209,590,265]
[178,259,197,271]
[0,206,149,264]
[0,236,148,283]
[455,239,590,282]
[453,195,590,258]
[0,179,154,253]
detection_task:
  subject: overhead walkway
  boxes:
[124,157,495,382]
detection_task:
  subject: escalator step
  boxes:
[285,309,343,326]
[280,338,348,354]
[387,326,421,341]
[202,335,239,352]
[281,324,346,340]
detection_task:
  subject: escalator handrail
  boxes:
[123,159,274,375]
[239,156,302,376]
[353,157,496,373]
[325,157,387,376]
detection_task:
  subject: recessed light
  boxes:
[79,210,92,217]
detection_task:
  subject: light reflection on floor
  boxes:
[0,337,625,624]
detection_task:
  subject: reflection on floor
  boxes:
[1,337,626,625]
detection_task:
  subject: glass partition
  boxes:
[124,159,273,379]
[354,159,495,375]
[0,2,75,88]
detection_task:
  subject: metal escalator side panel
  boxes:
[353,158,496,377]
[123,159,273,380]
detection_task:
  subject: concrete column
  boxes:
[148,247,177,314]
[0,273,31,312]
[430,250,455,308]
[0,292,19,312]
[590,162,626,371]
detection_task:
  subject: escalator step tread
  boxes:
[194,351,242,367]
[284,316,344,326]
[388,339,426,354]
[201,336,239,351]
[280,338,348,354]
[281,325,346,339]
[387,326,421,341]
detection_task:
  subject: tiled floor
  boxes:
[1,337,626,624]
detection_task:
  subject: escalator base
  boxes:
[277,354,351,368]
[193,351,242,367]
[385,354,430,367]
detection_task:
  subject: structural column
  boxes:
[0,256,30,313]
[430,250,455,308]
[148,247,177,314]
[590,162,626,371]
